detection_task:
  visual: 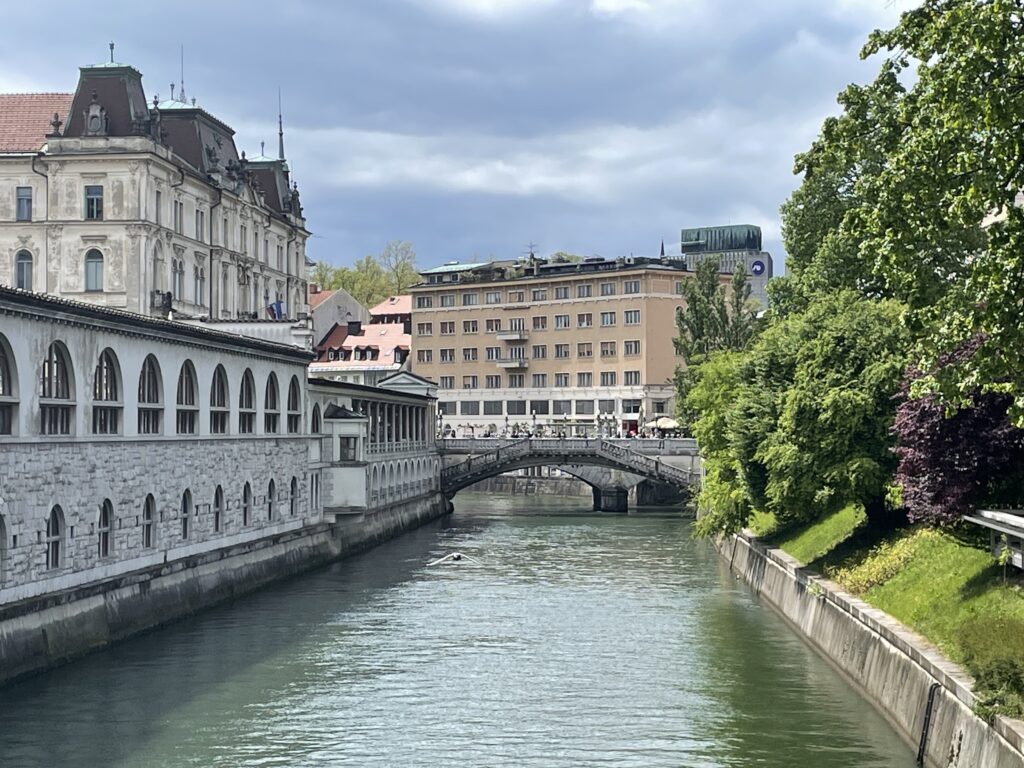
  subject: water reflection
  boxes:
[0,494,915,767]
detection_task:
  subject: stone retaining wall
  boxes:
[718,532,1024,768]
[0,493,448,687]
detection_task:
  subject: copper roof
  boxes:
[0,93,73,152]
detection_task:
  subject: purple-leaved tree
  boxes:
[894,340,1024,525]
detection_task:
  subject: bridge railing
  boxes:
[440,437,699,456]
[440,437,701,492]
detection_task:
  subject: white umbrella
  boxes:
[645,416,680,430]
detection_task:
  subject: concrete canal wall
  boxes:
[0,493,448,687]
[718,532,1024,768]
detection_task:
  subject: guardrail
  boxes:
[440,437,699,455]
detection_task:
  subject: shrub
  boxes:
[828,528,938,594]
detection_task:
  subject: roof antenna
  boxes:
[278,87,285,160]
[170,82,175,101]
[261,140,265,157]
[178,44,186,103]
[109,42,115,64]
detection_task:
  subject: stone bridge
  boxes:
[439,438,702,512]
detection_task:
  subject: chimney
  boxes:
[310,284,320,295]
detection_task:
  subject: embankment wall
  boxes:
[0,493,448,686]
[718,533,1024,768]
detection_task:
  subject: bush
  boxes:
[958,614,1024,720]
[828,528,938,594]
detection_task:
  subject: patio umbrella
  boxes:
[644,416,680,430]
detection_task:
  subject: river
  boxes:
[0,493,916,767]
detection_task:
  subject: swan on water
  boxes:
[427,552,481,566]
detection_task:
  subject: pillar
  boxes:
[592,487,629,513]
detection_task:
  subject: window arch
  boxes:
[46,506,64,570]
[176,361,198,434]
[213,485,224,533]
[84,249,104,292]
[290,476,298,517]
[239,370,256,434]
[15,250,32,291]
[287,376,301,433]
[39,341,73,435]
[138,354,163,434]
[264,374,279,433]
[267,479,276,520]
[92,348,121,434]
[142,494,156,548]
[0,333,17,435]
[311,403,321,434]
[210,365,229,434]
[242,481,252,526]
[181,489,192,540]
[98,499,113,558]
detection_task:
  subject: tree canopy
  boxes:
[310,241,419,309]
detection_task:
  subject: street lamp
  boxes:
[531,409,537,435]
[437,405,444,439]
[504,415,509,437]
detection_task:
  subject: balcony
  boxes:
[497,358,529,369]
[496,330,528,341]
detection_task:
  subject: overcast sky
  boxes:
[1,0,909,271]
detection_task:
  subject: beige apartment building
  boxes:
[409,256,703,437]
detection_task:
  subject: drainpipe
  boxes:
[210,189,223,318]
[30,154,48,291]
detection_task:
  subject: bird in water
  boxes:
[427,551,481,566]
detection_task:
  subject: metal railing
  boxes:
[440,437,699,456]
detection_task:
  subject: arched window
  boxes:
[210,365,229,434]
[267,479,276,520]
[242,481,252,526]
[290,476,298,517]
[46,506,64,570]
[39,342,73,435]
[181,489,192,540]
[15,250,32,291]
[142,494,156,548]
[84,249,104,292]
[239,370,256,434]
[213,485,224,533]
[98,499,113,558]
[286,376,301,434]
[0,334,17,435]
[264,374,279,433]
[138,355,162,434]
[311,403,321,434]
[176,361,198,434]
[92,348,121,434]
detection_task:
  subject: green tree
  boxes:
[674,259,757,367]
[785,1,1024,420]
[307,241,420,309]
[379,240,419,296]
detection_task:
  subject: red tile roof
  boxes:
[368,295,411,317]
[0,93,74,153]
[307,288,336,309]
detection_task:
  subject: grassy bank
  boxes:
[754,510,1024,719]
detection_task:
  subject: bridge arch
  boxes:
[440,438,700,512]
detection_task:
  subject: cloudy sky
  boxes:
[1,0,909,271]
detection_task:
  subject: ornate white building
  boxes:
[0,52,309,320]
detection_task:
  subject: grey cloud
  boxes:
[1,0,906,270]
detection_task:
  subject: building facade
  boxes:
[309,295,412,386]
[0,55,309,321]
[409,257,699,436]
[0,286,438,605]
